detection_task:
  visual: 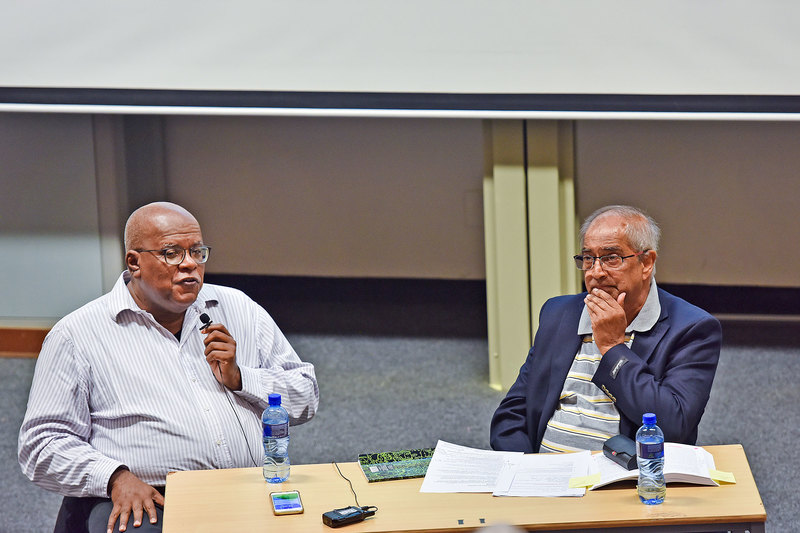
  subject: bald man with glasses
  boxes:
[19,202,319,533]
[491,205,721,454]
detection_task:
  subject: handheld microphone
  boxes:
[199,313,212,331]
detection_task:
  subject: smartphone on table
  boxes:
[270,490,304,515]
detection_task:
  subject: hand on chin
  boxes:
[590,285,618,298]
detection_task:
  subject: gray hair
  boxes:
[579,205,660,252]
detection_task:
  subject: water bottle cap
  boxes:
[268,393,282,406]
[642,412,657,425]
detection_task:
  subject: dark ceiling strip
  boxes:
[1,87,799,113]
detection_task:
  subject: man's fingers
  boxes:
[589,288,617,304]
[585,294,613,314]
[201,324,233,344]
[106,507,120,533]
[132,504,144,527]
[144,500,159,525]
[203,331,232,346]
[117,509,129,532]
[586,289,626,315]
[204,340,234,356]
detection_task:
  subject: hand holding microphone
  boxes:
[199,313,242,391]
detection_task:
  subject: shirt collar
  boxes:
[106,271,219,324]
[578,278,660,335]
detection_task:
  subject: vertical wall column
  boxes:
[484,120,531,391]
[92,114,169,292]
[93,115,128,292]
[484,120,578,391]
[122,115,168,210]
[526,121,580,336]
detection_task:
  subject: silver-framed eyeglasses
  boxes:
[136,245,211,265]
[573,250,647,271]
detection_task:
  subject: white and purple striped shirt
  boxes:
[18,272,319,497]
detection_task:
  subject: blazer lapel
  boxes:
[534,298,584,444]
[548,300,584,394]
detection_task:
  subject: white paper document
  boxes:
[419,440,522,493]
[419,440,591,497]
[662,443,718,484]
[588,443,719,490]
[494,450,591,497]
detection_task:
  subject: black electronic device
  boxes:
[603,434,638,470]
[322,506,376,528]
[199,313,212,330]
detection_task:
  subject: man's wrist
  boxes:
[107,465,130,496]
[229,365,242,391]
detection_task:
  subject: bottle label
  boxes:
[264,422,289,438]
[637,441,664,459]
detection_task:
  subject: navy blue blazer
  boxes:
[490,288,722,453]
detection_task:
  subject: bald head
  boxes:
[124,202,200,252]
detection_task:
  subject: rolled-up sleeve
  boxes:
[234,307,319,425]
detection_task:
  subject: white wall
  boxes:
[3,113,800,322]
[0,113,104,323]
[575,120,800,287]
[163,116,487,279]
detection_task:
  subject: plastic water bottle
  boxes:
[636,412,666,504]
[262,393,290,483]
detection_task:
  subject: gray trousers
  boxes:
[53,487,165,533]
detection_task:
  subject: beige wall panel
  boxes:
[0,113,103,321]
[575,120,800,287]
[162,116,485,279]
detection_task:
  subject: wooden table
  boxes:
[163,444,765,533]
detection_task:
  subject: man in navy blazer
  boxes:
[490,205,721,453]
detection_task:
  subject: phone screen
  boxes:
[270,490,304,515]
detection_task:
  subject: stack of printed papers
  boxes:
[420,440,591,497]
[419,440,731,497]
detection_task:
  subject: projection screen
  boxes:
[2,0,799,119]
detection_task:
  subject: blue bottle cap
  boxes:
[642,412,656,425]
[268,393,282,406]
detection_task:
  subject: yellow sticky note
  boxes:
[709,469,736,484]
[569,472,601,488]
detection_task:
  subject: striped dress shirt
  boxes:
[18,272,319,497]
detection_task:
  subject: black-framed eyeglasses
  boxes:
[573,251,647,271]
[136,245,211,265]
